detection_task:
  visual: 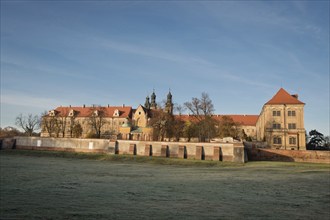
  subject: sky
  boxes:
[1,0,329,136]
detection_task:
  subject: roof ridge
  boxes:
[265,88,304,105]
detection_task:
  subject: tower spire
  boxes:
[165,90,173,114]
[144,95,150,109]
[150,90,157,110]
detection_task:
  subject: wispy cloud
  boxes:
[201,1,325,38]
[100,39,212,66]
[98,38,275,88]
[1,57,93,81]
[1,92,69,109]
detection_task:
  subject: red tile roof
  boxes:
[220,115,259,126]
[53,106,132,118]
[265,88,304,105]
[175,114,259,126]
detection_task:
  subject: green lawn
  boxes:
[1,150,329,219]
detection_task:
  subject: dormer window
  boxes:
[93,110,98,116]
[69,109,75,117]
[113,109,120,117]
[48,110,56,117]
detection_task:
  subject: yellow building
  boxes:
[41,105,132,139]
[256,88,306,150]
[41,88,306,150]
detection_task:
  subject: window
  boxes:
[273,111,281,116]
[273,137,282,144]
[272,123,281,129]
[49,110,56,116]
[69,109,75,117]
[288,111,296,116]
[288,123,296,129]
[113,109,119,117]
[289,137,296,145]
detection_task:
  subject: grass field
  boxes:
[1,150,329,219]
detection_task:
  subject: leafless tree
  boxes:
[41,111,56,137]
[15,113,41,136]
[174,103,186,115]
[68,116,78,138]
[55,108,69,138]
[184,92,214,122]
[184,92,216,142]
[88,106,107,138]
[71,123,83,138]
[149,110,171,141]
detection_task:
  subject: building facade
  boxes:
[41,105,132,139]
[256,88,306,150]
[41,88,306,149]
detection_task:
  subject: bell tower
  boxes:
[165,90,173,114]
[144,96,150,110]
[150,90,157,110]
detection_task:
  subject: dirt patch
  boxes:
[1,151,329,219]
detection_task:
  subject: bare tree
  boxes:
[41,111,56,137]
[184,92,216,142]
[15,113,41,136]
[149,109,170,141]
[88,106,107,138]
[71,123,83,138]
[68,116,77,138]
[174,103,186,116]
[55,108,68,138]
[184,92,214,122]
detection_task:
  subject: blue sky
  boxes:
[1,1,329,135]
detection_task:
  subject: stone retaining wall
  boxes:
[246,147,330,164]
[0,138,16,149]
[9,137,246,163]
[116,140,245,162]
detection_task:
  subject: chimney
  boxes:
[122,104,125,107]
[107,104,109,107]
[83,104,85,108]
[291,94,298,99]
[69,105,71,108]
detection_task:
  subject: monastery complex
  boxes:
[41,88,306,150]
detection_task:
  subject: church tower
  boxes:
[144,96,150,110]
[165,91,174,114]
[150,91,157,110]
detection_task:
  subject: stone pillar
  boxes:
[129,144,136,155]
[161,145,169,157]
[213,147,220,161]
[145,144,152,156]
[196,146,203,160]
[178,145,185,159]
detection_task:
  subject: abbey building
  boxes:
[41,88,306,150]
[256,88,306,150]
